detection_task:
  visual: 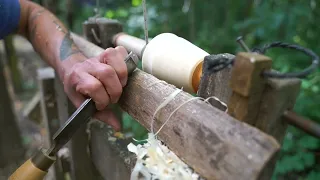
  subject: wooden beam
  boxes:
[72,33,280,180]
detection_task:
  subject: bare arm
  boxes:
[18,0,84,78]
[16,0,128,130]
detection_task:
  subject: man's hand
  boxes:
[17,0,128,130]
[61,46,128,131]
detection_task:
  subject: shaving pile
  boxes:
[127,133,201,180]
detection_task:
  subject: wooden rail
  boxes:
[71,33,280,180]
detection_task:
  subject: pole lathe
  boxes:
[112,32,320,138]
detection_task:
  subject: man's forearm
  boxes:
[18,0,86,79]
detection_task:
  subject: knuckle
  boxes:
[101,65,116,78]
[76,80,100,95]
[115,46,128,55]
[89,81,101,92]
[104,48,116,56]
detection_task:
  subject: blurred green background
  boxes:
[36,0,320,179]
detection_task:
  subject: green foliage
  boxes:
[122,112,148,143]
[272,126,320,179]
[132,0,142,7]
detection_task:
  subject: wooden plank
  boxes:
[54,74,96,180]
[22,92,42,125]
[255,78,301,180]
[197,53,234,111]
[38,67,64,180]
[72,33,280,179]
[255,78,301,142]
[227,52,272,125]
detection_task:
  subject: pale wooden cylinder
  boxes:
[142,33,209,93]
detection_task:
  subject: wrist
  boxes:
[57,53,87,81]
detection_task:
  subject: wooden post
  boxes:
[54,72,96,180]
[72,33,280,180]
[0,53,25,176]
[83,17,123,49]
[227,52,301,179]
[37,67,64,180]
[3,35,23,93]
[255,78,301,180]
[82,18,101,47]
[96,18,123,49]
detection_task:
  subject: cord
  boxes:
[205,42,319,78]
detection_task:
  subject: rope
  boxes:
[207,42,319,79]
[253,42,319,78]
[142,0,149,44]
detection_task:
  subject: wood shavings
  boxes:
[127,89,207,180]
[128,133,201,180]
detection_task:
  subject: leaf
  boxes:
[306,170,320,180]
[116,8,129,18]
[132,0,142,7]
[298,135,320,150]
[276,155,297,173]
[105,10,114,19]
[122,113,134,131]
[298,151,315,167]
